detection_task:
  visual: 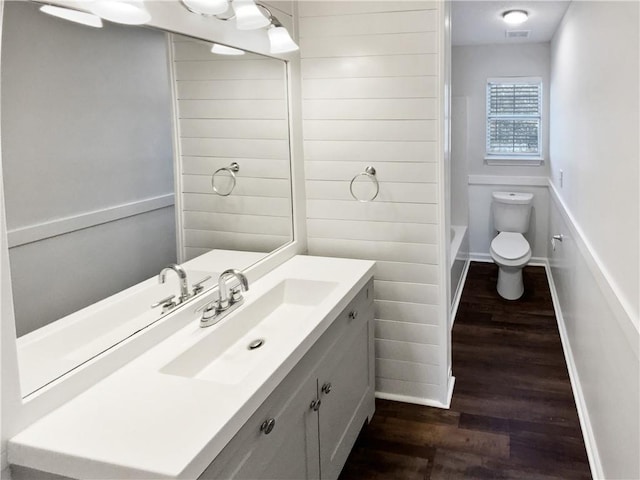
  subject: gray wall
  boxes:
[2,1,176,336]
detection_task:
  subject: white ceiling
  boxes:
[452,1,571,46]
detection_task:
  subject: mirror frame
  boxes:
[0,0,307,453]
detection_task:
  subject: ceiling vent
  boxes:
[506,30,530,39]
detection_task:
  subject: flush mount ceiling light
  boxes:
[181,0,229,16]
[89,0,151,25]
[232,0,270,30]
[40,5,103,28]
[211,43,245,55]
[502,10,528,25]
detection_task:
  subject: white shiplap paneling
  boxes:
[301,54,437,79]
[304,140,438,162]
[300,1,446,405]
[299,9,437,37]
[171,35,292,260]
[305,181,438,203]
[302,77,438,99]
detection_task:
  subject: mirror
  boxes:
[1,1,293,397]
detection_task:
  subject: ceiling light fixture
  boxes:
[181,0,229,16]
[232,0,270,30]
[502,10,528,25]
[89,0,151,25]
[39,5,103,28]
[211,43,245,55]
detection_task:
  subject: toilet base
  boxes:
[496,266,524,300]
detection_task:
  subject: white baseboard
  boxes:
[544,261,603,480]
[450,259,470,330]
[375,380,455,409]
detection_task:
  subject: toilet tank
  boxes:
[492,192,534,233]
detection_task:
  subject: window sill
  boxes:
[484,157,544,166]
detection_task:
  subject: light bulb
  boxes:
[502,10,528,25]
[40,5,103,28]
[232,0,270,30]
[267,25,299,54]
[181,0,229,16]
[89,0,151,25]
[211,43,245,55]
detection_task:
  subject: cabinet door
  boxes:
[317,302,374,480]
[199,373,320,480]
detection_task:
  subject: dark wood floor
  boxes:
[339,262,591,480]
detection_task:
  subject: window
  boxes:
[486,77,542,162]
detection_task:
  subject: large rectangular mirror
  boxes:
[1,0,293,397]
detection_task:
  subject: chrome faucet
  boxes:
[218,269,249,310]
[159,264,190,303]
[198,268,249,328]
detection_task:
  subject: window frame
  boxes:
[485,76,543,165]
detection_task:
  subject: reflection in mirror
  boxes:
[1,1,292,397]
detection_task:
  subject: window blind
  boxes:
[486,80,541,156]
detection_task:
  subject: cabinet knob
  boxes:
[260,418,276,435]
[348,310,358,320]
[310,398,322,412]
[321,382,332,395]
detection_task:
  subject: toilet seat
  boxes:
[490,232,531,265]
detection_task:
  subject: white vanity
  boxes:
[8,255,375,480]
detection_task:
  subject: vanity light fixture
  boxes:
[211,43,245,55]
[232,0,270,30]
[267,23,298,53]
[257,3,299,53]
[502,9,528,25]
[89,0,151,25]
[181,0,229,16]
[178,0,298,54]
[39,5,103,28]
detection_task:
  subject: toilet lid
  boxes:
[491,232,530,260]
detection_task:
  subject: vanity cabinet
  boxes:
[199,279,375,480]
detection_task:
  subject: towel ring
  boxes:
[349,166,379,202]
[211,162,240,196]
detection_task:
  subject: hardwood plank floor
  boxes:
[339,262,591,480]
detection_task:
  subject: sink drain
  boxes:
[248,338,265,350]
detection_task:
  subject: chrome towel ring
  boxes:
[211,162,240,196]
[349,166,379,202]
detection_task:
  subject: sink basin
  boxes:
[160,279,338,384]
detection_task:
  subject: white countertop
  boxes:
[9,255,375,479]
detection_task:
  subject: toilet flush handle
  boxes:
[551,234,564,252]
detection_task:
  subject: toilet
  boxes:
[489,192,534,300]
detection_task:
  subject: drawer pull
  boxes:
[310,398,322,412]
[348,310,358,320]
[260,418,276,435]
[321,382,332,395]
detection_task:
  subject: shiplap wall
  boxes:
[171,36,292,260]
[299,1,449,405]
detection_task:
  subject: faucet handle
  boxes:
[192,275,212,295]
[231,286,245,303]
[151,295,176,313]
[196,301,221,327]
